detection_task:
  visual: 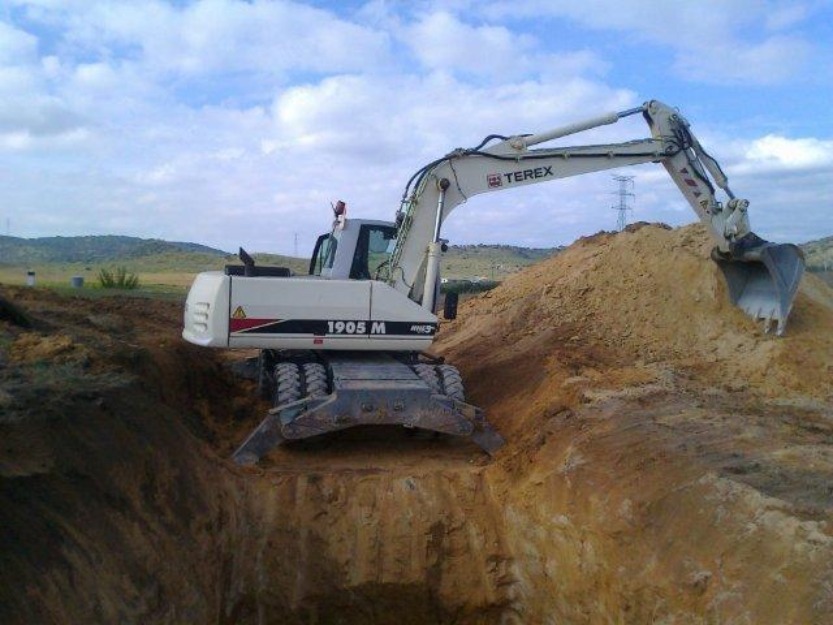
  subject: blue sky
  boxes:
[1,0,831,256]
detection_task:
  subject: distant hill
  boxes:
[0,235,561,280]
[438,234,833,282]
[442,243,563,279]
[0,235,228,264]
[447,243,561,261]
[802,235,833,271]
[1,232,829,284]
[0,235,310,279]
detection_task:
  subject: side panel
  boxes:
[369,281,438,349]
[226,277,436,351]
[228,277,370,349]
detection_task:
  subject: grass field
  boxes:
[4,260,830,291]
[0,250,309,297]
[0,243,554,294]
[0,266,208,305]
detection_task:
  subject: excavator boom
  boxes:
[386,100,803,334]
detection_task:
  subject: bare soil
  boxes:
[1,223,832,624]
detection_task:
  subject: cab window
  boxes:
[309,233,338,276]
[350,225,397,280]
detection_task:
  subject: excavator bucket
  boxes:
[712,240,805,336]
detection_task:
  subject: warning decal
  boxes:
[232,306,247,319]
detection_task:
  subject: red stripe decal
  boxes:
[230,318,280,332]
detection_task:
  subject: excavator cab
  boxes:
[309,219,397,280]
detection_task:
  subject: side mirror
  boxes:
[443,291,459,320]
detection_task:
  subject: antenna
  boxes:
[294,232,299,257]
[611,175,635,231]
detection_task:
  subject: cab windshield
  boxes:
[350,225,397,280]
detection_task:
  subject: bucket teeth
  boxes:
[712,238,804,336]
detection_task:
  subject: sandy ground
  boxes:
[1,223,832,624]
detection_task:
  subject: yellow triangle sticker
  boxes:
[232,306,247,319]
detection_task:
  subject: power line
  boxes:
[611,175,635,231]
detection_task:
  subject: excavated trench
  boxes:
[3,333,831,625]
[2,224,833,624]
[0,315,518,624]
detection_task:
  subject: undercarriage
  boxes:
[232,350,505,465]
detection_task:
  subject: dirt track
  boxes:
[1,223,832,624]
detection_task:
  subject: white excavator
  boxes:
[183,99,804,464]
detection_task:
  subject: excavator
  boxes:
[183,99,804,464]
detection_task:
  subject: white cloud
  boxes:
[0,20,38,64]
[0,98,87,138]
[401,10,607,81]
[43,0,393,78]
[484,0,817,85]
[271,73,635,161]
[744,135,833,169]
[73,62,118,88]
[404,11,536,77]
[0,65,41,97]
[672,35,811,85]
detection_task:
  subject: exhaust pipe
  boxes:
[712,233,805,336]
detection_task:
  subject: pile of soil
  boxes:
[1,223,831,624]
[435,223,833,622]
[439,223,832,405]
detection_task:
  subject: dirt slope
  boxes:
[1,223,832,624]
[432,223,833,623]
[439,223,831,404]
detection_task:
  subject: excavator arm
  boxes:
[387,100,804,335]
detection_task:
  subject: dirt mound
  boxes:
[1,225,832,625]
[438,223,831,413]
[432,223,833,623]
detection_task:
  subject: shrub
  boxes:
[441,279,499,295]
[0,292,32,328]
[98,266,140,290]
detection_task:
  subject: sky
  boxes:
[1,0,831,256]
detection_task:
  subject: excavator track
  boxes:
[232,353,505,465]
